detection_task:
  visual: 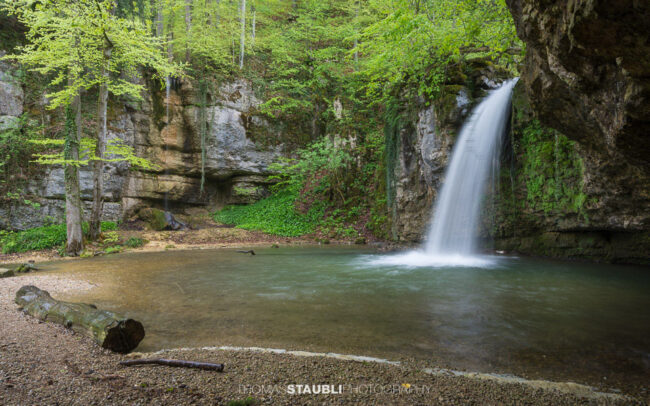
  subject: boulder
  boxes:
[137,208,186,231]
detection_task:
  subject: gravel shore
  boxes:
[0,273,643,405]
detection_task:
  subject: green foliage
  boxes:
[101,231,120,245]
[2,0,524,243]
[30,136,161,170]
[215,190,323,237]
[519,120,587,216]
[2,0,183,109]
[0,114,44,197]
[216,131,386,238]
[0,221,117,254]
[357,0,521,104]
[269,137,353,199]
[227,397,257,406]
[104,245,123,254]
[124,236,146,248]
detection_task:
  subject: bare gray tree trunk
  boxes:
[214,0,221,27]
[239,0,245,69]
[250,2,255,46]
[353,0,359,65]
[89,34,113,241]
[185,0,192,62]
[205,0,211,26]
[156,1,164,38]
[64,81,83,256]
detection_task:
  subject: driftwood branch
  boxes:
[236,250,255,255]
[459,45,523,55]
[119,358,224,371]
[15,285,145,353]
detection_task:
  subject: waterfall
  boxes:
[163,77,171,211]
[370,79,517,268]
[424,79,517,255]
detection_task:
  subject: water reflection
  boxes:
[38,246,650,390]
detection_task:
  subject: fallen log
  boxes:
[15,285,145,353]
[119,358,224,371]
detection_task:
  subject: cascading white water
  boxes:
[369,79,517,268]
[425,79,517,255]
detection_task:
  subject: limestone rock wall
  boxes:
[389,59,510,241]
[0,67,284,230]
[0,52,23,132]
[496,0,650,263]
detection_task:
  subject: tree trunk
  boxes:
[353,0,359,65]
[168,6,175,62]
[156,1,164,38]
[15,286,145,353]
[185,0,192,62]
[214,0,221,27]
[63,87,83,256]
[251,2,255,46]
[89,34,113,241]
[239,0,245,69]
[205,0,211,26]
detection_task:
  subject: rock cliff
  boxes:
[388,58,511,241]
[0,67,284,229]
[498,0,650,263]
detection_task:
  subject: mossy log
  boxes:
[15,285,145,353]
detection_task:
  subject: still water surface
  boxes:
[40,246,650,389]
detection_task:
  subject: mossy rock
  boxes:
[0,268,15,278]
[137,208,168,231]
[16,263,38,273]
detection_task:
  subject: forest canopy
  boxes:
[0,0,521,246]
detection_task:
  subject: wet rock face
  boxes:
[391,59,510,241]
[499,0,650,262]
[506,0,650,169]
[505,0,650,229]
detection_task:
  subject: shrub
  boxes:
[124,237,146,248]
[215,190,323,237]
[0,221,118,254]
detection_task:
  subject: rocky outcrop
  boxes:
[499,0,650,263]
[0,70,284,230]
[484,83,650,264]
[389,58,511,241]
[506,0,650,168]
[0,51,23,130]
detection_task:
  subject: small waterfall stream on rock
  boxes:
[163,77,171,211]
[374,79,518,267]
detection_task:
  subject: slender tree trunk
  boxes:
[239,0,245,69]
[168,6,175,62]
[353,0,359,65]
[64,83,84,256]
[205,0,211,26]
[156,1,164,38]
[214,0,221,27]
[89,34,113,241]
[250,2,255,46]
[185,0,192,62]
